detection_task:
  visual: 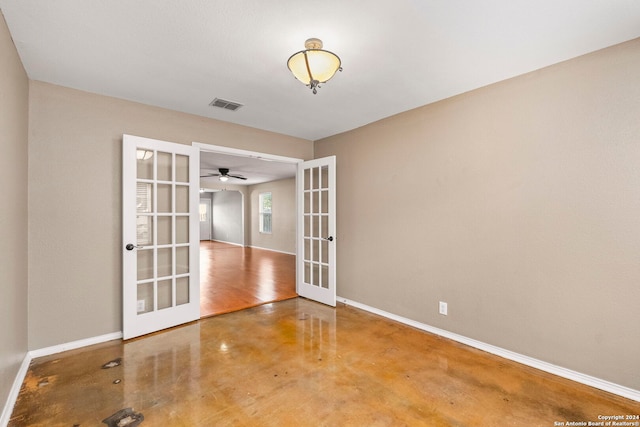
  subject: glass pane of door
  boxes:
[302,165,331,291]
[134,150,187,315]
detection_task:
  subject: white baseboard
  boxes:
[208,239,244,247]
[206,240,295,255]
[28,332,123,359]
[4,300,638,426]
[248,245,295,256]
[0,353,31,427]
[337,296,640,403]
[1,332,122,426]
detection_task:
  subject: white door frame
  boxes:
[192,142,303,290]
[193,143,304,165]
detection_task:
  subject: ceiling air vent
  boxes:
[209,98,243,111]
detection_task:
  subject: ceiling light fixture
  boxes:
[136,149,153,160]
[287,38,342,94]
[219,176,229,182]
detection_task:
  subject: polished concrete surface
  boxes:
[10,298,640,426]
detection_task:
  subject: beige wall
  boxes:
[200,182,250,245]
[315,38,640,390]
[249,178,296,254]
[0,11,29,412]
[28,81,313,349]
[211,191,244,245]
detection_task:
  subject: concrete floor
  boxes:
[9,298,640,426]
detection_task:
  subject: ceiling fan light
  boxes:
[287,38,342,94]
[136,149,153,160]
[219,176,229,182]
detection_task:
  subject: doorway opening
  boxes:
[194,142,302,318]
[199,241,298,317]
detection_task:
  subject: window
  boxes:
[136,183,152,245]
[259,192,272,234]
[199,202,208,222]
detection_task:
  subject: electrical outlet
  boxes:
[136,300,145,313]
[439,301,448,316]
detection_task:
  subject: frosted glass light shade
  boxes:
[287,38,341,94]
[136,149,153,160]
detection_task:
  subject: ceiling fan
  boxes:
[200,168,247,181]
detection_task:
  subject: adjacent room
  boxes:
[2,1,640,425]
[197,150,298,317]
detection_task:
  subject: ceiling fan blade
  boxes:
[203,168,246,180]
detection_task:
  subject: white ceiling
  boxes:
[199,150,297,187]
[2,0,639,143]
[7,1,639,186]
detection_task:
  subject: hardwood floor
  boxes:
[199,240,297,318]
[10,298,640,426]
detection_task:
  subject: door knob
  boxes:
[125,243,140,251]
[324,236,334,242]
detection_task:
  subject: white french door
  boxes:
[122,134,200,340]
[297,156,337,306]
